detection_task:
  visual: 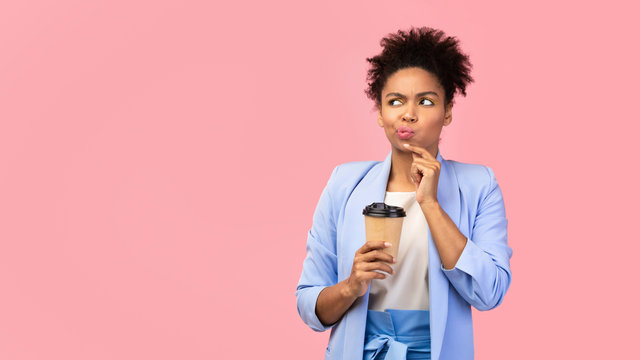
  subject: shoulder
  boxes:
[324,159,381,196]
[447,159,495,182]
[334,159,379,178]
[445,158,500,198]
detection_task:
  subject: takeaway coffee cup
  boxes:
[362,202,406,260]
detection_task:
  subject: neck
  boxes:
[388,145,439,189]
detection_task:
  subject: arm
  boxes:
[316,240,395,327]
[296,165,401,329]
[314,279,359,327]
[424,166,513,311]
[420,201,468,271]
[295,166,342,332]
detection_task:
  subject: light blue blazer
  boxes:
[296,150,513,360]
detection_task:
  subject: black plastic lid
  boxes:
[362,202,406,218]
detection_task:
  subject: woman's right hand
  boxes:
[344,241,396,298]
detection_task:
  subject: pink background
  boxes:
[1,0,639,358]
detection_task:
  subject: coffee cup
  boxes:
[362,202,406,260]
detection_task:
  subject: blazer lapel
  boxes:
[339,148,462,360]
[339,151,392,360]
[429,149,460,360]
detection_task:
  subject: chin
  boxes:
[392,141,411,151]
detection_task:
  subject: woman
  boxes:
[296,27,513,360]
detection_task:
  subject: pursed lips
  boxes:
[396,126,415,134]
[396,126,415,139]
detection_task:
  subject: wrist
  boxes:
[340,279,357,300]
[419,199,440,211]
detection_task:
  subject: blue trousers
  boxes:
[363,309,431,360]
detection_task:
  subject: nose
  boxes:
[402,109,417,123]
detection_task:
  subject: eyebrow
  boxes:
[385,91,440,99]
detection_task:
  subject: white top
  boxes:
[367,191,430,311]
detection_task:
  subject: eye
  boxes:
[420,98,435,106]
[388,99,403,106]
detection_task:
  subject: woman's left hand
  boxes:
[403,143,440,206]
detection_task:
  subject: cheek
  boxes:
[381,106,399,118]
[421,109,446,124]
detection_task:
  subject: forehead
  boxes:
[382,67,443,94]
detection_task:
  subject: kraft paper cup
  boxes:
[363,202,406,260]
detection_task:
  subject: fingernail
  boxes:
[384,242,391,247]
[403,144,409,147]
[392,257,397,263]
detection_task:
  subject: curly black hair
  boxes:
[365,27,473,108]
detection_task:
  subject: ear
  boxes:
[377,109,384,127]
[444,101,453,126]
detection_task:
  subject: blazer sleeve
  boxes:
[295,165,341,332]
[440,166,513,311]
